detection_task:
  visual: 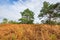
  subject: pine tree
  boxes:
[38,1,60,24]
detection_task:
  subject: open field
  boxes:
[0,24,60,40]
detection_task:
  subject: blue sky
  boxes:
[0,0,60,23]
[0,0,19,5]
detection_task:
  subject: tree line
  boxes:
[1,1,60,24]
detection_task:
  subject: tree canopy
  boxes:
[38,1,60,24]
[1,18,8,24]
[19,9,34,24]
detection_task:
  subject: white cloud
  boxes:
[0,5,21,21]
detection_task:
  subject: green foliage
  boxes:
[38,1,60,24]
[1,18,19,24]
[1,18,8,24]
[45,20,57,25]
[21,9,34,18]
[52,13,60,17]
[19,18,28,24]
[50,34,57,40]
[19,18,33,24]
[12,34,16,40]
[19,8,34,24]
[39,1,50,16]
[57,22,60,25]
[27,20,33,24]
[8,20,19,24]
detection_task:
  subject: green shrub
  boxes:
[12,34,16,40]
[50,34,57,40]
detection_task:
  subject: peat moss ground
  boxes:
[0,24,60,40]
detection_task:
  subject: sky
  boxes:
[0,0,60,23]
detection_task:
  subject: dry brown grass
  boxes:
[0,24,60,40]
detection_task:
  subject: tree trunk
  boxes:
[48,14,51,24]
